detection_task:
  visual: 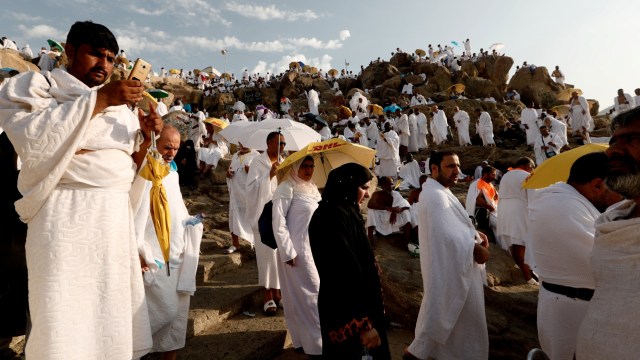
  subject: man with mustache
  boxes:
[0,21,162,359]
[576,107,640,360]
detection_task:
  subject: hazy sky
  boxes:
[2,0,638,108]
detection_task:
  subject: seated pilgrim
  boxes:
[398,153,423,190]
[366,176,413,247]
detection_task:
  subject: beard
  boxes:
[606,170,640,200]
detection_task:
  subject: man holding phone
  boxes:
[0,21,162,359]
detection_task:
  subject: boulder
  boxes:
[474,56,514,90]
[508,66,562,108]
[429,67,452,92]
[460,60,479,78]
[312,78,331,93]
[358,62,400,90]
[260,87,278,109]
[0,49,39,73]
[382,75,402,91]
[463,77,502,100]
[411,62,440,78]
[389,52,413,70]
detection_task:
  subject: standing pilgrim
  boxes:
[376,122,401,178]
[520,103,541,147]
[245,132,285,315]
[613,88,635,113]
[415,108,429,150]
[453,106,471,146]
[307,87,320,115]
[405,151,489,359]
[272,156,323,357]
[430,106,449,145]
[569,91,594,141]
[0,21,163,360]
[476,108,495,147]
[408,109,420,152]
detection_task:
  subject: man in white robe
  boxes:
[398,154,423,190]
[534,125,562,166]
[367,176,413,246]
[453,107,471,146]
[415,109,429,150]
[396,109,410,157]
[188,107,207,149]
[155,99,168,117]
[0,21,162,360]
[569,92,594,139]
[21,44,34,58]
[543,115,568,147]
[225,145,260,252]
[520,103,540,146]
[496,158,537,283]
[376,123,400,178]
[466,166,499,243]
[245,132,284,314]
[475,109,495,146]
[530,152,619,360]
[576,109,640,360]
[307,88,320,115]
[198,128,228,176]
[408,111,419,153]
[405,151,489,360]
[430,106,449,145]
[132,126,204,359]
[363,116,379,148]
[464,38,471,56]
[410,94,427,107]
[401,82,414,95]
[551,66,565,86]
[613,88,635,113]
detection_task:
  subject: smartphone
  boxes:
[128,58,151,81]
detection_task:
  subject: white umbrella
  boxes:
[218,120,253,144]
[241,118,321,151]
[489,43,504,51]
[201,66,221,77]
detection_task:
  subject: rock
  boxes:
[312,78,331,93]
[430,67,452,92]
[474,56,514,90]
[0,49,39,73]
[411,62,440,78]
[463,77,502,100]
[358,62,400,90]
[260,87,278,109]
[508,66,562,108]
[389,52,413,71]
[382,75,402,91]
[403,74,426,86]
[460,60,479,78]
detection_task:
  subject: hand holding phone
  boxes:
[128,58,151,82]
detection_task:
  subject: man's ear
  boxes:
[591,178,606,193]
[63,43,75,69]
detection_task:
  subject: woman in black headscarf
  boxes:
[309,163,391,359]
[174,139,198,189]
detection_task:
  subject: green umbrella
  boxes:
[147,89,170,99]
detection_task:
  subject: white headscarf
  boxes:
[289,156,321,200]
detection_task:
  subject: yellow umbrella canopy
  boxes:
[368,104,384,116]
[415,48,426,57]
[138,91,158,113]
[138,132,172,275]
[328,68,338,77]
[220,72,232,80]
[522,143,608,189]
[203,117,229,132]
[289,61,301,69]
[277,138,376,188]
[339,105,353,118]
[169,68,180,75]
[556,88,583,102]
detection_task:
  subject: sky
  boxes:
[2,0,639,108]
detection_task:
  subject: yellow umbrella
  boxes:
[368,104,384,116]
[138,132,172,275]
[415,48,426,57]
[203,117,229,132]
[522,143,608,189]
[220,72,232,80]
[556,88,583,102]
[289,61,301,69]
[339,105,353,118]
[169,68,180,75]
[328,68,338,77]
[277,138,376,188]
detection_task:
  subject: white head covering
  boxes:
[288,156,321,200]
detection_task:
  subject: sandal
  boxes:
[224,245,237,254]
[263,300,277,316]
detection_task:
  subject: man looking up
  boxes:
[0,20,162,359]
[577,107,640,359]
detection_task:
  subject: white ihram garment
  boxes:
[0,68,152,360]
[496,169,530,251]
[227,150,259,244]
[272,179,322,355]
[366,191,412,235]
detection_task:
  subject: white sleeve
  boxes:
[272,194,297,262]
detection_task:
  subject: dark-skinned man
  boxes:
[0,21,162,360]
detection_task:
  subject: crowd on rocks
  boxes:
[3,23,640,360]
